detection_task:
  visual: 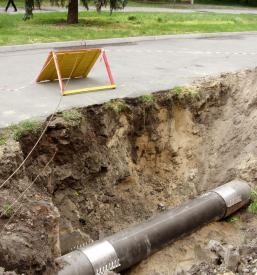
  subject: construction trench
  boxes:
[0,68,257,275]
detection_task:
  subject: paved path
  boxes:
[1,32,257,127]
[123,5,257,14]
[2,5,257,14]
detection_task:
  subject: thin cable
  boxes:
[0,97,62,190]
[0,53,79,224]
[0,151,56,232]
[63,53,80,90]
[0,53,80,191]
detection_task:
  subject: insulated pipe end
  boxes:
[211,179,251,218]
[56,240,120,275]
[56,250,94,275]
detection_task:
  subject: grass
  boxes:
[104,99,128,113]
[2,203,14,218]
[226,215,240,223]
[171,86,187,94]
[0,132,8,146]
[0,120,42,145]
[11,120,42,140]
[248,188,257,214]
[62,109,82,125]
[0,135,7,146]
[2,11,257,45]
[170,85,199,95]
[139,94,155,104]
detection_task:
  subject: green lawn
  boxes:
[1,11,257,46]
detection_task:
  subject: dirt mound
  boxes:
[0,68,257,274]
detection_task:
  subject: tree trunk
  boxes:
[24,0,33,20]
[67,0,78,24]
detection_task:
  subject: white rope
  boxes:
[0,151,56,233]
[0,55,80,229]
[0,96,62,190]
[0,52,80,191]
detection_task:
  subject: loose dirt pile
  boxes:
[0,68,257,275]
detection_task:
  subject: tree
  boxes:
[24,0,33,20]
[67,0,78,24]
[24,0,127,23]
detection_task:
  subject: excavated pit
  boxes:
[0,68,257,275]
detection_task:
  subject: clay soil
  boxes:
[0,68,257,275]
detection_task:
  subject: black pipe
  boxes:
[56,179,251,275]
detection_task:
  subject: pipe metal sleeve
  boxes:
[56,179,251,275]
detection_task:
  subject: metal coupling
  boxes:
[80,240,120,275]
[211,179,251,217]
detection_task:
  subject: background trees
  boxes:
[24,0,127,23]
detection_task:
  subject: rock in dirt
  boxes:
[207,239,225,260]
[224,245,239,272]
[0,267,18,275]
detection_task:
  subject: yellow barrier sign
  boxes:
[36,48,116,96]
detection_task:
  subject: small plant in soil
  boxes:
[62,109,82,126]
[0,120,42,144]
[171,86,199,96]
[138,94,155,130]
[226,215,240,223]
[171,86,185,94]
[248,188,257,214]
[6,120,42,141]
[0,128,12,146]
[139,94,155,104]
[104,100,128,113]
[0,138,5,146]
[2,203,13,218]
[0,131,7,146]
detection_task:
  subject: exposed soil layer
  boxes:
[0,68,257,274]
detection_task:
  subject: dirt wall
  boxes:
[0,68,257,274]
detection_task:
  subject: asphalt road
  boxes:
[1,32,257,127]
